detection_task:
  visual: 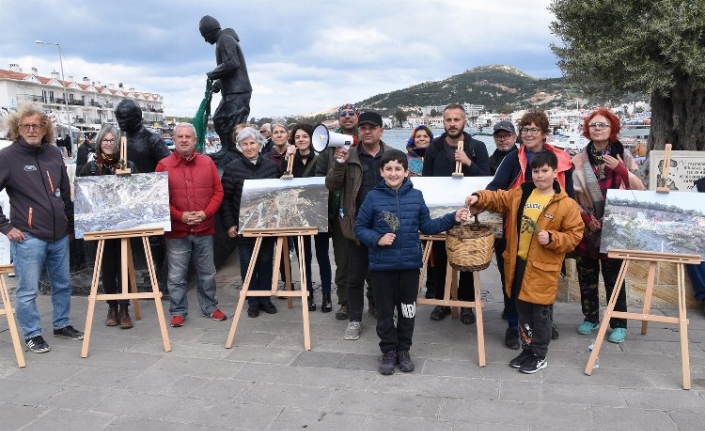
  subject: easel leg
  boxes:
[142,237,171,353]
[283,238,293,309]
[81,239,105,358]
[126,242,141,320]
[677,263,691,389]
[226,238,262,348]
[418,240,433,297]
[640,261,657,335]
[473,271,485,367]
[448,263,459,319]
[0,275,25,368]
[297,236,311,351]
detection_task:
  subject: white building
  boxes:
[0,64,164,136]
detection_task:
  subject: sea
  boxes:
[380,128,496,155]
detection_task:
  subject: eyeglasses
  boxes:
[339,111,356,118]
[588,122,610,129]
[19,124,44,131]
[101,139,116,143]
[494,134,514,141]
[520,127,542,135]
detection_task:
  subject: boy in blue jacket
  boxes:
[355,150,467,375]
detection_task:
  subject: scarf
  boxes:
[95,153,120,175]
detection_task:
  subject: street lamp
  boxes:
[35,40,71,143]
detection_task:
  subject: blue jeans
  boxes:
[11,233,72,339]
[237,239,275,306]
[166,235,218,317]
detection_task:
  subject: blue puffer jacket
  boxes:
[355,178,458,271]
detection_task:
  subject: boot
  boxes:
[118,304,133,329]
[321,292,333,313]
[105,305,119,327]
[307,292,316,312]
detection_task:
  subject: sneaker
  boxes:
[368,303,378,319]
[608,327,627,344]
[577,320,599,335]
[379,349,396,375]
[260,301,277,314]
[204,308,227,321]
[551,324,560,340]
[519,354,547,374]
[397,350,415,372]
[247,304,260,318]
[170,315,185,327]
[460,308,476,325]
[509,349,534,368]
[344,321,362,340]
[25,335,51,353]
[504,326,520,350]
[335,304,349,321]
[430,306,451,321]
[53,325,84,340]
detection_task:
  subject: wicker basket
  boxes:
[446,216,495,272]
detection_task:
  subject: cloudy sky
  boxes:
[1,0,563,118]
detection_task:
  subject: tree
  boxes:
[549,0,705,151]
[394,110,407,127]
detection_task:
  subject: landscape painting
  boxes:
[238,177,328,233]
[74,172,171,239]
[411,176,504,236]
[600,189,705,260]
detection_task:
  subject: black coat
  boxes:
[220,156,279,233]
[422,131,490,177]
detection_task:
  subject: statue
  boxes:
[114,100,171,173]
[199,15,252,168]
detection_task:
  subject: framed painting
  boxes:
[648,150,705,191]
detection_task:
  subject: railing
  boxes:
[17,94,45,103]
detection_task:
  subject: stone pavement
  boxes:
[1,253,705,431]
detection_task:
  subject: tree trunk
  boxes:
[649,72,705,151]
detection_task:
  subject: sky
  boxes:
[0,0,563,119]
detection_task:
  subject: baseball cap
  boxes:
[493,120,516,135]
[358,112,383,127]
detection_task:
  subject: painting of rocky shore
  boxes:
[600,189,705,259]
[74,172,171,239]
[238,178,328,233]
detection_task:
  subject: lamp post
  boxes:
[35,40,72,147]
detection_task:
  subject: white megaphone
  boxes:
[312,124,358,162]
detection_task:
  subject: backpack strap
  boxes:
[302,154,318,177]
[90,160,97,175]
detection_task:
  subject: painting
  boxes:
[0,189,10,264]
[648,150,705,191]
[74,172,171,239]
[238,177,328,233]
[410,176,504,236]
[600,189,705,260]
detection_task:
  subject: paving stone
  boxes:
[500,380,626,407]
[20,408,114,431]
[167,398,283,429]
[0,402,51,429]
[326,389,441,419]
[236,381,335,409]
[620,387,705,410]
[591,405,679,431]
[270,407,367,431]
[91,389,183,420]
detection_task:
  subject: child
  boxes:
[355,150,467,375]
[465,151,584,373]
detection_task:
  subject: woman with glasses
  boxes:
[78,124,137,329]
[571,108,644,344]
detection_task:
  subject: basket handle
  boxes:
[468,214,483,231]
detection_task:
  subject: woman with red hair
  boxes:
[571,108,644,344]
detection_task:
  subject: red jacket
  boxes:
[156,152,223,238]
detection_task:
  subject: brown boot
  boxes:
[118,304,133,329]
[105,305,119,326]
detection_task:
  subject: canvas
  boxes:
[238,177,328,233]
[410,176,503,236]
[600,189,705,260]
[74,172,171,239]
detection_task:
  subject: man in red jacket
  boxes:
[156,123,225,327]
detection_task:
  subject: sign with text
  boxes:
[649,150,705,191]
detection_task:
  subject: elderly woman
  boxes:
[263,122,290,175]
[405,125,434,177]
[78,125,137,328]
[572,108,644,344]
[221,127,280,318]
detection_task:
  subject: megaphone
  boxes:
[312,123,358,154]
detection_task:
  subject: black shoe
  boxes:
[505,326,520,350]
[520,354,547,374]
[460,308,475,325]
[260,301,277,314]
[551,324,560,340]
[430,306,451,321]
[307,293,316,312]
[378,349,396,375]
[335,304,349,321]
[53,325,84,340]
[25,335,51,353]
[424,288,435,299]
[247,304,260,318]
[321,292,333,313]
[509,349,534,368]
[397,350,415,372]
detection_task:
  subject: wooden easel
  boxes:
[225,227,317,350]
[584,249,699,389]
[115,137,132,175]
[0,264,25,368]
[81,227,171,357]
[281,153,294,179]
[452,140,464,178]
[417,234,486,367]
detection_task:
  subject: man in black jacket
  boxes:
[422,103,490,324]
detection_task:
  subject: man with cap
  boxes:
[326,111,390,340]
[490,120,518,175]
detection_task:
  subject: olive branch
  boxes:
[380,211,399,232]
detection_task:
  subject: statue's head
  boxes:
[114,99,143,133]
[199,15,221,45]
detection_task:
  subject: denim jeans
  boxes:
[166,235,218,317]
[11,233,72,339]
[237,238,275,306]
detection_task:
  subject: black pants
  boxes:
[213,92,252,152]
[372,269,418,354]
[513,258,552,358]
[101,239,128,307]
[577,255,627,328]
[346,239,370,322]
[496,237,518,327]
[432,241,475,301]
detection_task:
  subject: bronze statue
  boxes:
[199,15,252,168]
[114,100,171,173]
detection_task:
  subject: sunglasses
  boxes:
[339,111,356,118]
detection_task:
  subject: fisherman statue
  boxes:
[199,15,252,168]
